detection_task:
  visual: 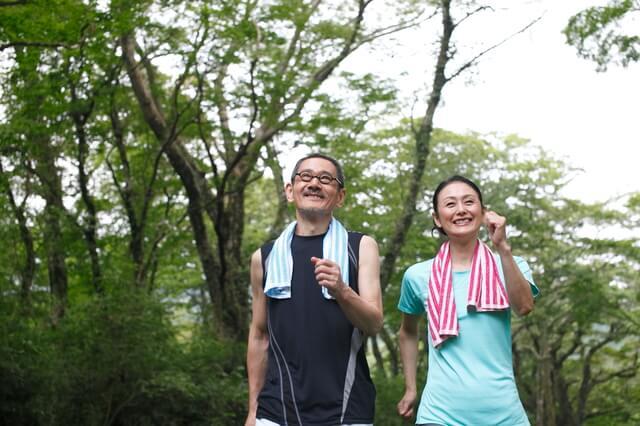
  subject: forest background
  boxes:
[1,1,638,425]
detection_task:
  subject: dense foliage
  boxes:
[1,1,638,425]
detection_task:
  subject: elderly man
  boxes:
[245,153,383,426]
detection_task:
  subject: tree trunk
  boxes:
[265,143,290,240]
[377,0,454,369]
[71,108,103,292]
[35,141,68,324]
[370,335,387,378]
[1,163,35,308]
[535,338,557,426]
[108,102,153,288]
[217,170,251,336]
[379,326,399,376]
[379,0,453,295]
[119,0,375,338]
[554,372,576,426]
[120,33,243,338]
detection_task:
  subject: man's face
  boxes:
[285,157,345,219]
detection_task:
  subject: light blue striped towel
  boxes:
[264,218,349,299]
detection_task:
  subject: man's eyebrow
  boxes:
[299,168,334,175]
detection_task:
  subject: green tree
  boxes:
[115,0,423,339]
[564,0,640,70]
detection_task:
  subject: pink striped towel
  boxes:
[427,240,509,348]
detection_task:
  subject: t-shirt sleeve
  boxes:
[397,261,430,315]
[514,256,540,298]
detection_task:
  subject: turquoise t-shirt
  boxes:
[398,255,539,426]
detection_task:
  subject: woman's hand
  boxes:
[484,210,510,253]
[485,210,536,316]
[397,388,417,420]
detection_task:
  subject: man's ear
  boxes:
[335,188,346,208]
[285,182,294,202]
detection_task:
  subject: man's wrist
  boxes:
[329,282,350,299]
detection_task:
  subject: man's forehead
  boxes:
[298,158,337,174]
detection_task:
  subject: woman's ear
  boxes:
[480,208,487,229]
[432,212,441,228]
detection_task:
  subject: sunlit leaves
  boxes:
[564,0,640,70]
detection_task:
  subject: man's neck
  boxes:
[294,213,333,236]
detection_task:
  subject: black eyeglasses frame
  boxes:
[294,172,343,187]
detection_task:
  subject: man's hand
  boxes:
[311,256,345,296]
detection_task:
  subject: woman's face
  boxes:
[433,181,484,240]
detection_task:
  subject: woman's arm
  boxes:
[484,210,535,316]
[397,313,421,419]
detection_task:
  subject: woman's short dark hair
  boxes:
[290,153,345,188]
[431,175,484,236]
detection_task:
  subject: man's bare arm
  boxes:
[245,249,269,426]
[313,235,383,335]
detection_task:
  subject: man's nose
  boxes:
[307,178,322,188]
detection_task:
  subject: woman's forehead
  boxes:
[438,182,479,199]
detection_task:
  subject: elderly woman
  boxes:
[397,175,539,426]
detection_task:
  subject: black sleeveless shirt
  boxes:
[257,231,376,425]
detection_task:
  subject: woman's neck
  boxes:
[449,238,478,271]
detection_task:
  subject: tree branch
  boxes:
[0,161,35,305]
[353,9,437,49]
[592,352,639,385]
[274,0,372,135]
[0,0,28,6]
[276,0,322,76]
[453,5,493,29]
[0,41,68,51]
[446,15,543,82]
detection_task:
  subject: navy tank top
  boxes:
[257,231,375,425]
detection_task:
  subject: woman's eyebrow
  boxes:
[442,194,476,201]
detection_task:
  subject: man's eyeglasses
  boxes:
[295,172,342,186]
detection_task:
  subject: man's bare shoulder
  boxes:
[250,248,264,283]
[251,248,262,261]
[359,234,379,253]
